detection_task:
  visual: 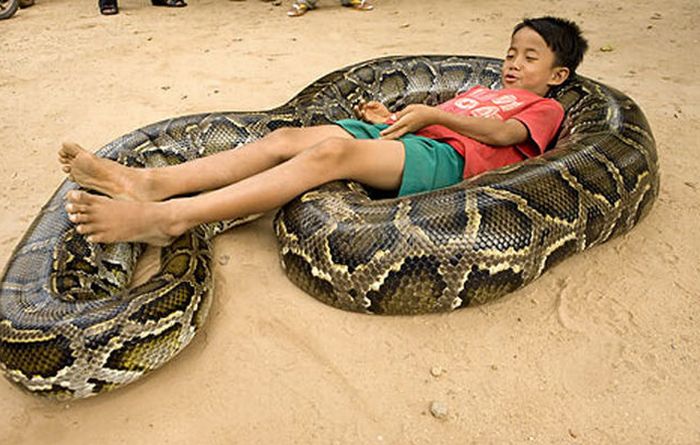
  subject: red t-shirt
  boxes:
[408,86,564,178]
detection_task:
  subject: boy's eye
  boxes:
[526,57,538,62]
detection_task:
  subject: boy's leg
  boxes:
[65,137,405,245]
[59,125,351,202]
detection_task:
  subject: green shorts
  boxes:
[335,119,464,197]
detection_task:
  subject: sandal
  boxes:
[347,0,373,11]
[151,0,187,7]
[287,1,310,17]
[98,0,118,15]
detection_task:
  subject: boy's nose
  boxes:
[510,56,524,69]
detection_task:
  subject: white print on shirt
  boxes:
[498,100,525,112]
[455,89,530,119]
[491,94,524,112]
[470,105,501,119]
[468,86,495,100]
[454,97,480,110]
[491,94,517,105]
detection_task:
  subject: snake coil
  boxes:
[0,56,658,399]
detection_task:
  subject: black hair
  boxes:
[513,16,588,75]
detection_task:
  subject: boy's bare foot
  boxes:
[65,190,184,246]
[59,142,162,202]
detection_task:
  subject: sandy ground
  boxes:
[1,0,699,443]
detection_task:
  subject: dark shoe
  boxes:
[0,0,19,19]
[99,0,118,15]
[151,0,187,7]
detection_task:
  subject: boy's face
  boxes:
[502,27,569,96]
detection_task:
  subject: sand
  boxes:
[1,0,699,443]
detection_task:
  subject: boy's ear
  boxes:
[548,67,570,86]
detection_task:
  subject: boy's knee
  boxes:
[268,127,299,146]
[308,137,352,168]
[265,127,303,160]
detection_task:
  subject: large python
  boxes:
[0,56,659,399]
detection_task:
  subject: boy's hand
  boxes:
[354,100,391,124]
[380,104,440,139]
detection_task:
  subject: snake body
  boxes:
[0,56,658,399]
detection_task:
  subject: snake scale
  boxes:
[0,56,659,399]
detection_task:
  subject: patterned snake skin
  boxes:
[0,56,659,399]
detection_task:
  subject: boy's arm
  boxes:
[380,104,529,146]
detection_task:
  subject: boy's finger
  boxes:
[395,109,410,120]
[380,123,403,139]
[380,122,397,134]
[381,128,404,140]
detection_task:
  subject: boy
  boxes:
[60,16,588,246]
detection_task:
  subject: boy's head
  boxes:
[502,16,588,96]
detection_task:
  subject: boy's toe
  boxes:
[76,223,97,235]
[86,234,104,244]
[68,190,92,204]
[66,190,81,202]
[69,213,89,223]
[66,202,88,214]
[65,202,81,215]
[61,142,82,156]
